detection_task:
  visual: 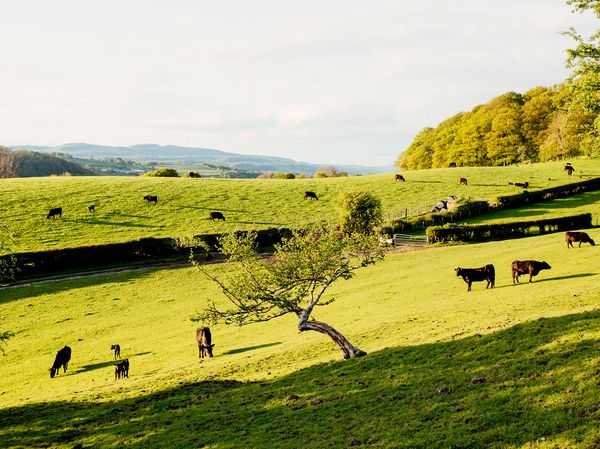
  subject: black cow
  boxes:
[88,205,95,212]
[47,207,62,219]
[455,265,495,291]
[459,177,468,186]
[196,327,214,358]
[304,191,319,200]
[49,346,71,378]
[209,211,225,221]
[509,182,529,188]
[512,260,551,284]
[395,174,405,182]
[114,358,129,379]
[143,195,158,204]
[111,344,121,359]
[564,163,575,175]
[565,231,595,248]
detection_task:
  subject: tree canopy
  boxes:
[0,146,94,178]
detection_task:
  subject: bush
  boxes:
[337,190,382,235]
[143,168,180,177]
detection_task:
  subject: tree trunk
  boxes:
[298,319,366,359]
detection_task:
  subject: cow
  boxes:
[49,346,71,378]
[395,174,406,182]
[196,327,215,358]
[512,260,551,284]
[111,344,121,359]
[88,205,95,213]
[209,211,225,221]
[459,178,468,186]
[565,231,595,248]
[47,207,62,219]
[449,162,457,168]
[114,358,129,379]
[509,182,529,188]
[304,191,319,200]
[143,195,158,204]
[564,163,575,175]
[455,265,495,291]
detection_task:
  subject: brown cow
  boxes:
[47,207,62,219]
[304,191,319,200]
[114,358,129,379]
[49,346,71,378]
[209,211,225,221]
[512,260,551,284]
[143,195,158,204]
[455,265,495,291]
[395,174,406,182]
[196,327,214,358]
[111,344,121,359]
[459,178,468,186]
[565,231,595,248]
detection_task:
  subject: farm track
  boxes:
[0,245,425,289]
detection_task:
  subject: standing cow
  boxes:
[143,195,158,204]
[455,265,495,291]
[512,260,551,284]
[209,211,225,221]
[459,178,468,186]
[565,231,595,248]
[114,358,129,379]
[47,207,62,219]
[304,191,319,200]
[395,174,405,182]
[196,327,215,358]
[49,346,71,378]
[111,344,121,359]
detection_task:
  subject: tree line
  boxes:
[0,146,94,178]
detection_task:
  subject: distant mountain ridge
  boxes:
[12,143,393,175]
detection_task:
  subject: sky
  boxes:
[0,1,596,166]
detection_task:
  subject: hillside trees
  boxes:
[0,146,94,178]
[193,227,384,359]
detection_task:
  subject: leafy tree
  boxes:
[315,166,348,178]
[337,190,383,236]
[193,227,384,359]
[143,168,180,177]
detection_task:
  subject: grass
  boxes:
[1,159,599,252]
[1,229,600,448]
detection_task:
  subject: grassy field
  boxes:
[1,229,599,448]
[1,159,599,252]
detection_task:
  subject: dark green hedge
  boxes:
[426,213,592,243]
[1,228,292,279]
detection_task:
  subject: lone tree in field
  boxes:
[337,189,383,236]
[193,227,384,359]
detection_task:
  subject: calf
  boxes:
[143,195,158,204]
[512,260,551,284]
[114,358,129,379]
[564,164,575,175]
[209,211,225,221]
[88,205,95,212]
[111,344,121,359]
[455,265,495,291]
[565,231,595,248]
[47,207,62,219]
[49,346,71,378]
[304,191,319,200]
[395,174,405,182]
[196,327,215,358]
[459,177,468,186]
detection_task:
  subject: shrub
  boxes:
[143,168,180,177]
[337,190,382,235]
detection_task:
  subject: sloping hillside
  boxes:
[0,146,94,178]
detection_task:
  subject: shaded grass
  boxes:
[1,160,599,252]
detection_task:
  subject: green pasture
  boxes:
[1,230,599,448]
[1,159,599,252]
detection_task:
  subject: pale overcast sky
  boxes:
[0,1,596,166]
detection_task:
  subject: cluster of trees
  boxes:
[0,146,94,178]
[396,85,599,170]
[143,168,180,177]
[315,166,349,178]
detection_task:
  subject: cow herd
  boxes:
[455,231,594,291]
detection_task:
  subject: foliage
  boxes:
[182,171,201,178]
[143,168,180,177]
[336,189,382,235]
[0,146,94,178]
[397,85,599,169]
[315,166,348,178]
[193,227,384,359]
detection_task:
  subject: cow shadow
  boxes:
[75,352,153,374]
[178,205,247,213]
[534,273,597,283]
[222,342,282,355]
[229,220,286,226]
[84,219,161,228]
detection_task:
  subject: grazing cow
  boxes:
[49,346,71,378]
[304,191,319,200]
[47,207,62,219]
[509,182,529,188]
[88,205,95,212]
[143,195,158,204]
[565,231,595,248]
[449,162,457,168]
[459,178,468,186]
[395,174,406,182]
[564,163,575,175]
[512,260,551,284]
[455,265,495,291]
[114,358,129,380]
[209,211,225,221]
[196,327,215,358]
[111,344,121,359]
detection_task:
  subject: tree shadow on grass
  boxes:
[2,309,600,448]
[221,342,282,355]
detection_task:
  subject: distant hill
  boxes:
[0,146,94,178]
[12,143,393,175]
